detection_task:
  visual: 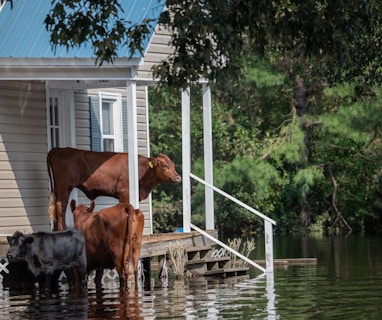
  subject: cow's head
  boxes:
[70,199,94,220]
[7,231,34,261]
[151,154,181,184]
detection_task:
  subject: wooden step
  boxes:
[204,267,249,278]
[141,245,212,259]
[185,256,230,266]
[185,245,212,253]
[186,245,213,260]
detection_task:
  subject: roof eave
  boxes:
[0,57,144,80]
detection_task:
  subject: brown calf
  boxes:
[70,200,144,288]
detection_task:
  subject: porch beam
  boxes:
[203,83,214,230]
[127,68,139,209]
[182,88,191,232]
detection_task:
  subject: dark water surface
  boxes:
[1,234,381,319]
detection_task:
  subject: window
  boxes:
[99,93,123,152]
[49,95,60,148]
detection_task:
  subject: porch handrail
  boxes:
[190,173,276,225]
[189,172,276,273]
[190,223,266,273]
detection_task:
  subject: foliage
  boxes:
[149,56,382,236]
[44,0,154,65]
[39,0,382,88]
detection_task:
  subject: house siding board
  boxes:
[138,25,173,80]
[89,96,102,151]
[0,80,50,235]
[0,133,47,144]
[74,90,91,150]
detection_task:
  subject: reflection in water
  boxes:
[88,288,144,320]
[1,274,276,320]
[1,235,382,319]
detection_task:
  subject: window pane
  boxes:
[54,128,60,147]
[103,139,114,152]
[49,96,60,148]
[54,102,59,126]
[49,97,59,126]
[49,98,53,125]
[102,101,114,135]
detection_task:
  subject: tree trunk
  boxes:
[294,75,311,226]
[294,75,308,117]
[300,200,311,227]
[328,167,352,235]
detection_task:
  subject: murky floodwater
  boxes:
[1,234,381,319]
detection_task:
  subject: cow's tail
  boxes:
[48,192,56,222]
[124,204,135,285]
[47,148,56,222]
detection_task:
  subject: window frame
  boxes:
[98,92,123,152]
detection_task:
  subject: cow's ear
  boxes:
[156,156,168,169]
[6,236,12,244]
[148,158,157,168]
[88,200,95,213]
[70,199,76,212]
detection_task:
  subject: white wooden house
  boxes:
[0,0,173,235]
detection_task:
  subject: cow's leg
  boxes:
[130,209,144,284]
[65,268,75,289]
[68,266,87,292]
[117,264,127,288]
[54,200,64,231]
[43,273,53,292]
[77,260,88,291]
[55,191,71,230]
[56,200,68,231]
[95,269,103,288]
[31,275,39,291]
[110,259,127,288]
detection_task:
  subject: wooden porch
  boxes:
[141,230,250,278]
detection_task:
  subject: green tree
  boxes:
[148,53,382,236]
[40,0,382,89]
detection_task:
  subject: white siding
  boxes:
[0,81,50,234]
[138,26,173,80]
[74,90,91,149]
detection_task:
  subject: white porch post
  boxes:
[203,83,214,230]
[182,88,191,232]
[264,220,274,273]
[127,69,139,209]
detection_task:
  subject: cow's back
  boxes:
[97,204,129,236]
[73,212,110,270]
[74,205,129,272]
[49,148,121,184]
[31,230,86,268]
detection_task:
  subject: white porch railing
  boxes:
[190,223,266,273]
[189,173,277,273]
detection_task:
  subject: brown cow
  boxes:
[70,199,144,288]
[47,147,181,230]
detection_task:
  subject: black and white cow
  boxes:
[7,229,87,291]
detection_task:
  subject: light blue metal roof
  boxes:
[0,0,165,59]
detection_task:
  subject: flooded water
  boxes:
[1,234,382,319]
